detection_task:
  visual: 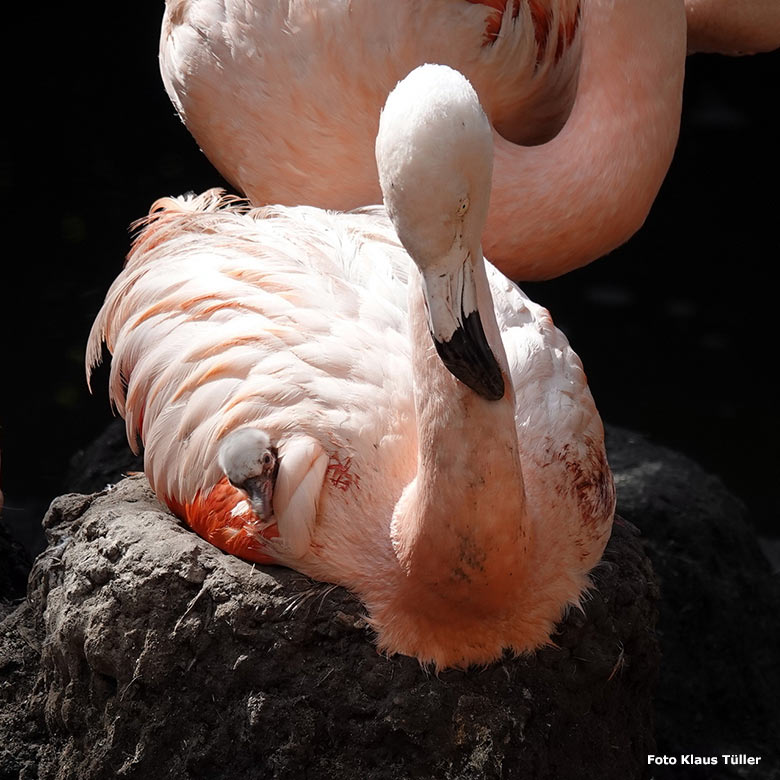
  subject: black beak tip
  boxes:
[478,369,505,401]
[433,310,505,401]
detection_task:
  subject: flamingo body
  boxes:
[160,0,686,279]
[89,66,615,667]
[88,191,613,667]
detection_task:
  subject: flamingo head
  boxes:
[375,64,503,401]
[217,428,278,521]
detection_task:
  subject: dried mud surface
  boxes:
[1,424,777,779]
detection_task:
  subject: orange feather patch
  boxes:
[166,477,280,564]
[467,0,580,62]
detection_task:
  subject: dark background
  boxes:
[1,5,778,553]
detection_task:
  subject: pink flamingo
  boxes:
[685,0,780,54]
[88,65,614,668]
[160,0,688,280]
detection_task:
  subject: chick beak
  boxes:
[239,472,274,521]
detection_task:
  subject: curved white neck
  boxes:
[389,257,527,613]
[486,0,687,279]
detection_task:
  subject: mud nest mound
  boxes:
[2,474,657,780]
[3,423,778,779]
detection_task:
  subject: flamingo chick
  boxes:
[160,0,687,280]
[218,428,277,523]
[88,65,615,669]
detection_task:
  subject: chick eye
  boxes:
[262,452,273,466]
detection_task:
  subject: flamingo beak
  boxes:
[421,259,505,401]
[433,308,505,401]
[242,473,275,522]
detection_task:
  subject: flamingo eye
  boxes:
[458,197,469,216]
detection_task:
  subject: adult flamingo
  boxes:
[160,0,687,280]
[88,65,614,669]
